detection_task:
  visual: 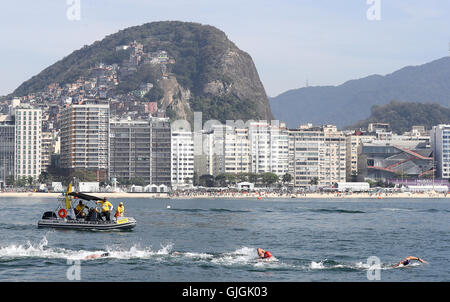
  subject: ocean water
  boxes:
[0,197,448,282]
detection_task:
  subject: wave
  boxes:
[308,209,365,214]
[2,237,420,273]
[168,208,250,213]
[0,236,174,262]
[381,208,413,212]
[419,209,447,213]
[168,208,208,213]
[209,208,251,213]
[0,223,36,231]
[309,259,393,271]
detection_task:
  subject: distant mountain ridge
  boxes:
[270,57,450,128]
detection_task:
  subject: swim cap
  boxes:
[264,251,272,258]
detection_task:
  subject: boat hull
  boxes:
[37,217,136,231]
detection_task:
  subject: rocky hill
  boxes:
[12,21,273,123]
[270,57,450,128]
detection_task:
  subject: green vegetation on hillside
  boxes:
[13,22,233,97]
[11,21,272,123]
[190,94,258,123]
[348,100,450,133]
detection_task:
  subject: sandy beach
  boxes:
[0,191,448,199]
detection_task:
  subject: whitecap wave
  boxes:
[309,259,393,271]
[0,236,174,261]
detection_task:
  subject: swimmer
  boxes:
[257,248,272,259]
[392,256,427,268]
[84,252,110,260]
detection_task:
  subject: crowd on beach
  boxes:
[168,189,450,199]
[1,188,449,199]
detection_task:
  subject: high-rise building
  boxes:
[109,118,151,183]
[14,106,42,181]
[149,117,171,186]
[193,130,214,177]
[248,121,289,177]
[211,125,251,176]
[0,116,15,188]
[109,117,171,186]
[288,124,346,187]
[41,132,54,172]
[60,100,109,179]
[431,125,450,179]
[171,130,194,187]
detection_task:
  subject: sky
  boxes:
[0,0,449,97]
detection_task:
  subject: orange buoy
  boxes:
[58,209,67,218]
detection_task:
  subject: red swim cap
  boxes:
[264,251,272,258]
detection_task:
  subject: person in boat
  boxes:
[392,256,427,268]
[84,252,110,260]
[257,248,273,259]
[74,201,87,219]
[114,202,125,219]
[87,207,102,222]
[97,198,113,221]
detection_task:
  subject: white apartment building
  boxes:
[171,130,194,186]
[431,125,450,179]
[60,101,109,175]
[211,125,251,176]
[248,121,289,177]
[288,124,346,187]
[14,106,42,180]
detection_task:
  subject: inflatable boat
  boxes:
[37,190,136,231]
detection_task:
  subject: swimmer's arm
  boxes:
[407,256,426,263]
[416,257,427,264]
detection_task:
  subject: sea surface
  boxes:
[0,197,448,282]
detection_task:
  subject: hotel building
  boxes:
[14,106,43,181]
[60,100,110,179]
[288,124,346,187]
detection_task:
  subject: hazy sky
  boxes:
[0,0,449,97]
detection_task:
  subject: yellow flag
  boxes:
[65,183,72,209]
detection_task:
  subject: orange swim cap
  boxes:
[264,251,272,258]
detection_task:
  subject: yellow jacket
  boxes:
[116,205,124,217]
[98,200,113,212]
[75,204,85,213]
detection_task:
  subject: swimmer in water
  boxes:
[84,252,110,260]
[257,248,272,259]
[392,256,427,268]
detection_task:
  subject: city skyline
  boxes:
[1,0,449,97]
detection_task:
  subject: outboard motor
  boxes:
[42,211,57,220]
